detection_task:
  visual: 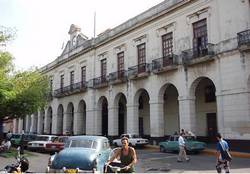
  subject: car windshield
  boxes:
[65,139,98,149]
[131,135,140,138]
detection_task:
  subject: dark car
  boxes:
[46,136,111,173]
[10,134,37,148]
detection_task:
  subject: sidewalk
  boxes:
[144,145,250,158]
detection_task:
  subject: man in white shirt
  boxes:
[177,132,190,162]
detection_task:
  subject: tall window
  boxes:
[137,43,146,73]
[193,19,208,57]
[162,32,173,57]
[70,71,74,87]
[60,74,64,90]
[49,77,53,91]
[101,59,107,82]
[117,52,124,78]
[81,66,86,82]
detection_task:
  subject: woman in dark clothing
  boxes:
[106,137,137,173]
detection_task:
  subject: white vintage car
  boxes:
[112,134,148,147]
[27,135,58,152]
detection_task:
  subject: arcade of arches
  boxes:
[14,77,218,142]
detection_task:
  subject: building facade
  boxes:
[13,0,250,150]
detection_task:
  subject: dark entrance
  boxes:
[102,99,108,136]
[139,117,143,136]
[118,102,125,136]
[206,113,217,142]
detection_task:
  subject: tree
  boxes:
[0,26,50,139]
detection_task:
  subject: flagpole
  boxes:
[94,11,96,38]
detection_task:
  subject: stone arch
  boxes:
[190,76,217,141]
[159,83,179,136]
[57,104,64,135]
[134,89,150,136]
[66,102,74,135]
[46,106,53,134]
[76,100,87,135]
[114,93,127,135]
[97,96,108,136]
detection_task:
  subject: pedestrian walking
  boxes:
[177,132,190,162]
[215,132,231,173]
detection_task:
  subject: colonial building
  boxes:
[13,0,250,151]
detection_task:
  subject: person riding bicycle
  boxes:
[106,136,137,173]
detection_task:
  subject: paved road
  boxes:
[1,148,250,173]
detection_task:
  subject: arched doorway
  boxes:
[57,104,64,135]
[160,84,179,136]
[135,89,150,137]
[66,103,74,135]
[47,107,53,134]
[192,77,217,142]
[98,97,108,136]
[115,93,127,136]
[77,100,86,135]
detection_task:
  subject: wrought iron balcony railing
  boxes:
[54,81,87,98]
[128,63,151,78]
[91,75,109,88]
[152,54,178,72]
[109,70,127,84]
[182,43,215,63]
[238,29,250,46]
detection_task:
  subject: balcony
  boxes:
[238,29,250,51]
[90,75,109,89]
[54,81,87,98]
[128,63,150,80]
[109,70,127,85]
[152,54,178,74]
[182,43,215,65]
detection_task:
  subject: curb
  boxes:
[144,145,250,158]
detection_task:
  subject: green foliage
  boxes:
[0,26,49,119]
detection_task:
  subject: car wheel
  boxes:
[129,143,132,147]
[160,146,165,153]
[114,142,118,147]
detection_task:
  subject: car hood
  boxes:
[51,148,98,170]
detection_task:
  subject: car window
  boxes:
[131,135,140,138]
[11,134,21,139]
[184,136,195,141]
[103,141,110,150]
[66,139,98,149]
[36,136,49,141]
[169,136,175,141]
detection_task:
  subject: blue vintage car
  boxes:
[46,136,111,173]
[159,135,206,153]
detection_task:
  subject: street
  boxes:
[1,148,250,173]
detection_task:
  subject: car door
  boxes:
[97,141,111,172]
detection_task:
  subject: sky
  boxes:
[0,0,164,71]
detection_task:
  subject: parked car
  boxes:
[46,136,111,173]
[10,134,37,149]
[27,135,58,152]
[112,134,149,147]
[45,136,69,153]
[159,135,206,153]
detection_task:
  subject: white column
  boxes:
[18,118,23,134]
[149,100,164,137]
[178,95,196,134]
[44,112,49,134]
[52,113,57,135]
[86,108,97,135]
[126,104,139,135]
[13,119,18,133]
[108,106,119,136]
[74,112,83,135]
[37,111,43,134]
